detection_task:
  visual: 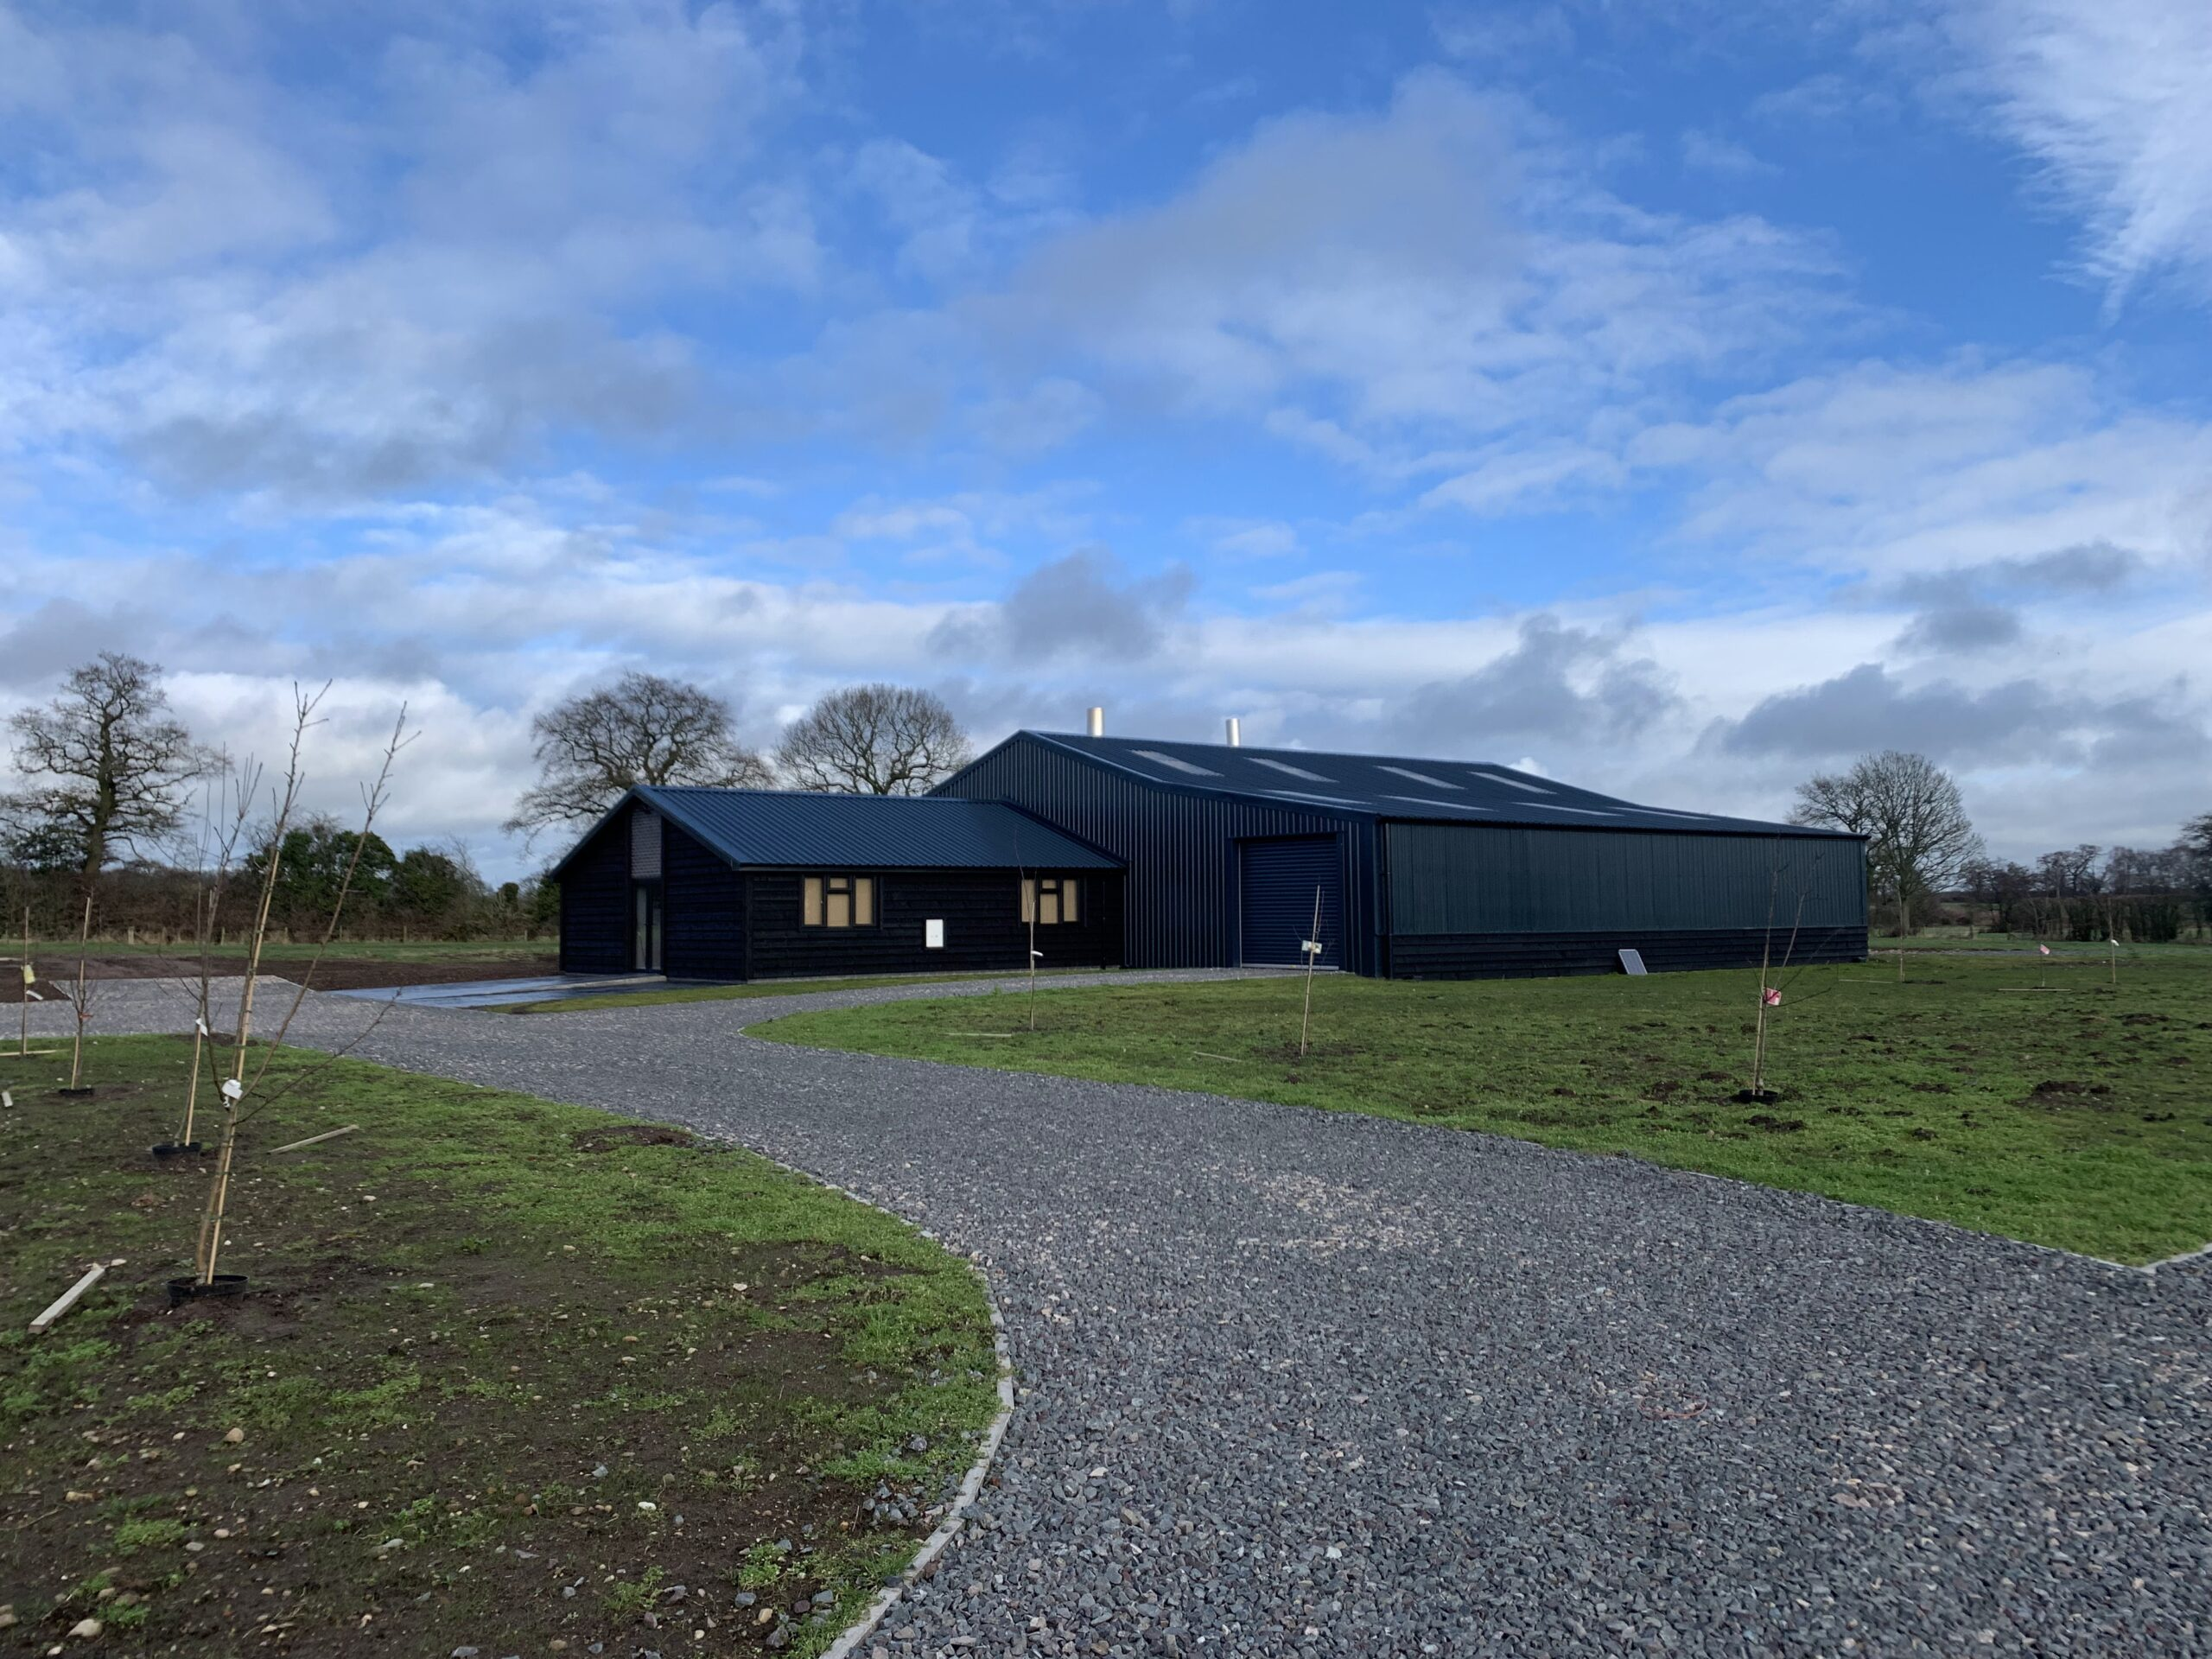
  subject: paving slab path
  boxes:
[46,976,2212,1657]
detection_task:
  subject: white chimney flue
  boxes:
[1086,706,1104,737]
[1224,716,1241,747]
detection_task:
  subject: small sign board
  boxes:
[925,918,944,950]
[1301,939,1324,957]
[1618,948,1649,976]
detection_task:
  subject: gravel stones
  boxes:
[68,976,2212,1656]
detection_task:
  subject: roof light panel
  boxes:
[1265,789,1370,807]
[1246,756,1335,783]
[1378,765,1461,789]
[1133,749,1221,777]
[1469,769,1554,795]
[1383,795,1493,815]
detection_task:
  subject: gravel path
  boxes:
[44,979,2212,1657]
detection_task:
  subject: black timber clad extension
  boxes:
[1239,838,1344,968]
[554,786,1126,982]
[744,869,1122,980]
[557,807,630,975]
[663,817,745,981]
[936,735,1380,975]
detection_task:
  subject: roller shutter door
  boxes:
[1239,836,1344,968]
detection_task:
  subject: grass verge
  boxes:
[44,940,553,963]
[0,1037,998,1655]
[756,955,2212,1264]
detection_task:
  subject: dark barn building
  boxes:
[933,731,1867,980]
[553,787,1122,982]
[554,730,1865,983]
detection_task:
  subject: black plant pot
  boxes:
[1733,1087,1782,1104]
[167,1274,248,1307]
[151,1141,204,1161]
[56,1085,96,1097]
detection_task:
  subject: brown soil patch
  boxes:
[571,1123,699,1153]
[2024,1078,2113,1106]
[0,1040,993,1658]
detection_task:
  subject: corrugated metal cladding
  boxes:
[936,736,1384,974]
[1387,824,1867,934]
[1240,838,1345,967]
[634,785,1118,871]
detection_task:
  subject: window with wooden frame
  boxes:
[803,874,875,928]
[1020,875,1081,925]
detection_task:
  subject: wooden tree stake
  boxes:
[269,1123,359,1154]
[68,893,92,1089]
[1298,887,1323,1058]
[30,1263,107,1335]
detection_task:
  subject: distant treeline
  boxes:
[2,821,555,945]
[1948,842,2211,942]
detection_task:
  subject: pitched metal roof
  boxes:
[632,785,1121,870]
[982,731,1853,837]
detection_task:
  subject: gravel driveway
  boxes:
[46,977,2212,1657]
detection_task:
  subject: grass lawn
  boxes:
[490,968,1098,1016]
[757,954,2212,1265]
[0,1038,998,1655]
[1884,931,2212,954]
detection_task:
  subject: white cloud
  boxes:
[1680,130,1778,177]
[979,70,1848,501]
[1185,517,1301,559]
[1941,0,2212,305]
[850,139,984,283]
[0,3,820,503]
[1635,356,2212,576]
[6,484,2204,873]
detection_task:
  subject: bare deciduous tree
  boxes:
[7,653,210,890]
[2182,811,2212,864]
[504,672,770,840]
[776,683,971,796]
[1789,751,1981,935]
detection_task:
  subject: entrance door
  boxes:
[631,883,664,972]
[1239,837,1343,968]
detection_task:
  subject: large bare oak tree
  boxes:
[504,671,770,840]
[6,652,209,889]
[1790,750,1981,932]
[775,683,972,796]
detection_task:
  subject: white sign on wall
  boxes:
[925,918,945,950]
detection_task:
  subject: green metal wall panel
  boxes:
[1386,823,1865,936]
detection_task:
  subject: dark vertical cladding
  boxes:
[938,737,1380,973]
[1382,823,1868,978]
[1386,824,1866,933]
[663,820,744,980]
[557,805,630,974]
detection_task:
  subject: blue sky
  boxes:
[3,0,2208,878]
